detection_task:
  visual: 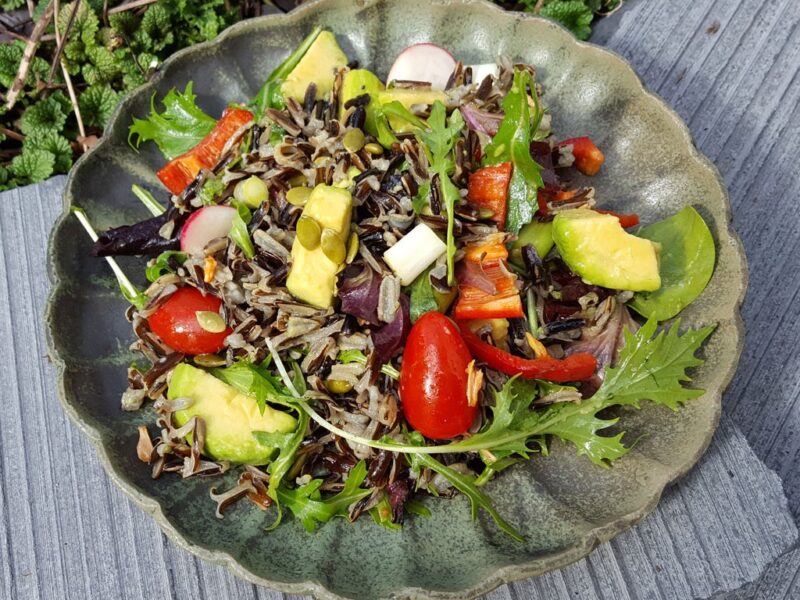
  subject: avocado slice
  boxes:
[552,209,661,291]
[510,220,554,266]
[378,88,446,133]
[281,31,349,101]
[168,363,297,465]
[286,184,353,308]
[340,69,385,136]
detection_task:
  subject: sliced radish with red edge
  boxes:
[387,43,457,91]
[180,205,237,255]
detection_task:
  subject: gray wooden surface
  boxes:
[2,0,800,598]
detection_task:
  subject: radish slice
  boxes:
[387,43,457,91]
[180,205,237,255]
[468,63,499,83]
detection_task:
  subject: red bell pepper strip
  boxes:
[595,209,640,228]
[559,136,605,176]
[454,234,524,320]
[467,162,512,228]
[157,107,254,195]
[458,323,598,382]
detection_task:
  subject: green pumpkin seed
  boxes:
[342,128,366,153]
[346,230,359,264]
[321,228,346,264]
[195,311,226,333]
[296,215,321,249]
[325,379,353,394]
[286,186,312,207]
[364,142,383,155]
[193,353,226,367]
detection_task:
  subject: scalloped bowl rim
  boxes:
[44,1,748,598]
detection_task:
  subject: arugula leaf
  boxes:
[483,69,544,235]
[338,349,400,380]
[276,460,372,533]
[406,432,524,541]
[253,409,309,530]
[129,82,216,160]
[145,250,187,282]
[415,102,465,284]
[198,174,225,206]
[411,180,431,214]
[212,360,296,414]
[408,266,439,322]
[229,201,256,259]
[593,318,715,410]
[439,319,715,465]
[381,100,428,131]
[370,496,402,531]
[302,320,715,465]
[250,26,322,118]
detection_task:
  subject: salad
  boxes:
[75,28,717,540]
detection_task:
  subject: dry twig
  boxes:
[108,0,159,15]
[52,0,87,144]
[47,0,81,85]
[5,0,55,111]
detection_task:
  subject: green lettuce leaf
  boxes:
[128,81,216,160]
[416,101,465,284]
[483,69,544,235]
[276,460,372,533]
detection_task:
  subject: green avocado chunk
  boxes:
[377,88,446,133]
[168,363,297,465]
[552,209,661,291]
[286,184,353,308]
[340,69,385,137]
[510,220,554,266]
[281,31,349,101]
[629,205,715,321]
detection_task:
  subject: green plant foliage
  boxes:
[0,0,618,191]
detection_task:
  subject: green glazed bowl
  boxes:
[46,0,747,598]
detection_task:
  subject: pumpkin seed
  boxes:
[286,186,312,207]
[325,379,353,394]
[193,353,227,367]
[321,228,346,263]
[364,142,383,155]
[195,311,226,333]
[342,128,366,153]
[346,230,359,264]
[296,215,321,249]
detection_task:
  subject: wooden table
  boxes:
[2,0,799,597]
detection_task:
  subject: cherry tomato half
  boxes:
[147,287,231,355]
[399,312,476,439]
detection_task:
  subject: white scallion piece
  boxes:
[468,63,500,83]
[383,223,447,286]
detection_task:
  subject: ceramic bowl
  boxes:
[46,1,747,597]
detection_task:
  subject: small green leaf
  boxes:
[408,266,439,322]
[630,206,716,321]
[145,250,186,282]
[11,148,55,183]
[20,97,68,136]
[229,202,255,259]
[128,82,216,160]
[540,0,595,40]
[25,131,73,174]
[276,460,372,533]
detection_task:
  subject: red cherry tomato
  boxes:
[147,287,231,355]
[399,312,476,439]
